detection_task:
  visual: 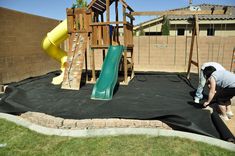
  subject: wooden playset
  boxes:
[62,0,135,90]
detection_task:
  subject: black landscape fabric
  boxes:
[0,71,234,140]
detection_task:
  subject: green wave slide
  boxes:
[91,45,124,100]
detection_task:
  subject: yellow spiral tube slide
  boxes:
[41,19,68,71]
[41,19,69,84]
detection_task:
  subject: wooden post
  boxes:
[91,48,96,82]
[106,0,110,45]
[195,15,200,75]
[131,10,226,16]
[130,48,134,79]
[106,0,110,22]
[101,14,106,61]
[230,47,235,72]
[90,11,96,82]
[123,1,126,23]
[85,41,88,82]
[123,1,128,84]
[115,0,119,44]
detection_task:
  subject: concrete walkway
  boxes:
[0,113,235,152]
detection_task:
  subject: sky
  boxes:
[0,0,235,24]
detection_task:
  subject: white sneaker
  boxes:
[220,115,229,121]
[194,97,200,104]
[226,111,234,119]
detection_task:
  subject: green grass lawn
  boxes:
[0,118,234,156]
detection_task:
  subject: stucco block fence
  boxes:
[89,36,234,73]
[0,7,60,84]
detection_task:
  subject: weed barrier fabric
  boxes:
[211,112,235,142]
[0,71,233,140]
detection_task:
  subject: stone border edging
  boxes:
[0,113,235,152]
[19,112,171,130]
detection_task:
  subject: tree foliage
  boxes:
[162,16,170,36]
[72,0,88,8]
[139,24,145,36]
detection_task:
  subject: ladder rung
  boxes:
[191,60,198,67]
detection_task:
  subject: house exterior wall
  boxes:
[0,7,61,84]
[170,21,235,36]
[135,19,235,37]
[134,24,159,36]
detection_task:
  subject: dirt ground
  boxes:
[224,98,235,136]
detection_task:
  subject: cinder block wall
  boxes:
[88,36,234,73]
[0,7,61,84]
[132,36,234,72]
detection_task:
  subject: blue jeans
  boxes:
[195,70,206,100]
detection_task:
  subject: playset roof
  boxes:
[87,0,134,13]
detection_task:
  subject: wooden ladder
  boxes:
[61,32,87,90]
[186,15,200,79]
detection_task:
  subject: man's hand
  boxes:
[208,84,211,88]
[203,102,210,107]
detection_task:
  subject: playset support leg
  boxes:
[130,48,135,79]
[91,49,96,82]
[230,47,235,73]
[124,50,128,84]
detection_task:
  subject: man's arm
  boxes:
[203,77,216,107]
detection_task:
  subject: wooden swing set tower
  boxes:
[131,5,228,79]
[62,0,135,90]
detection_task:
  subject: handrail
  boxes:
[90,21,127,26]
[90,21,133,27]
